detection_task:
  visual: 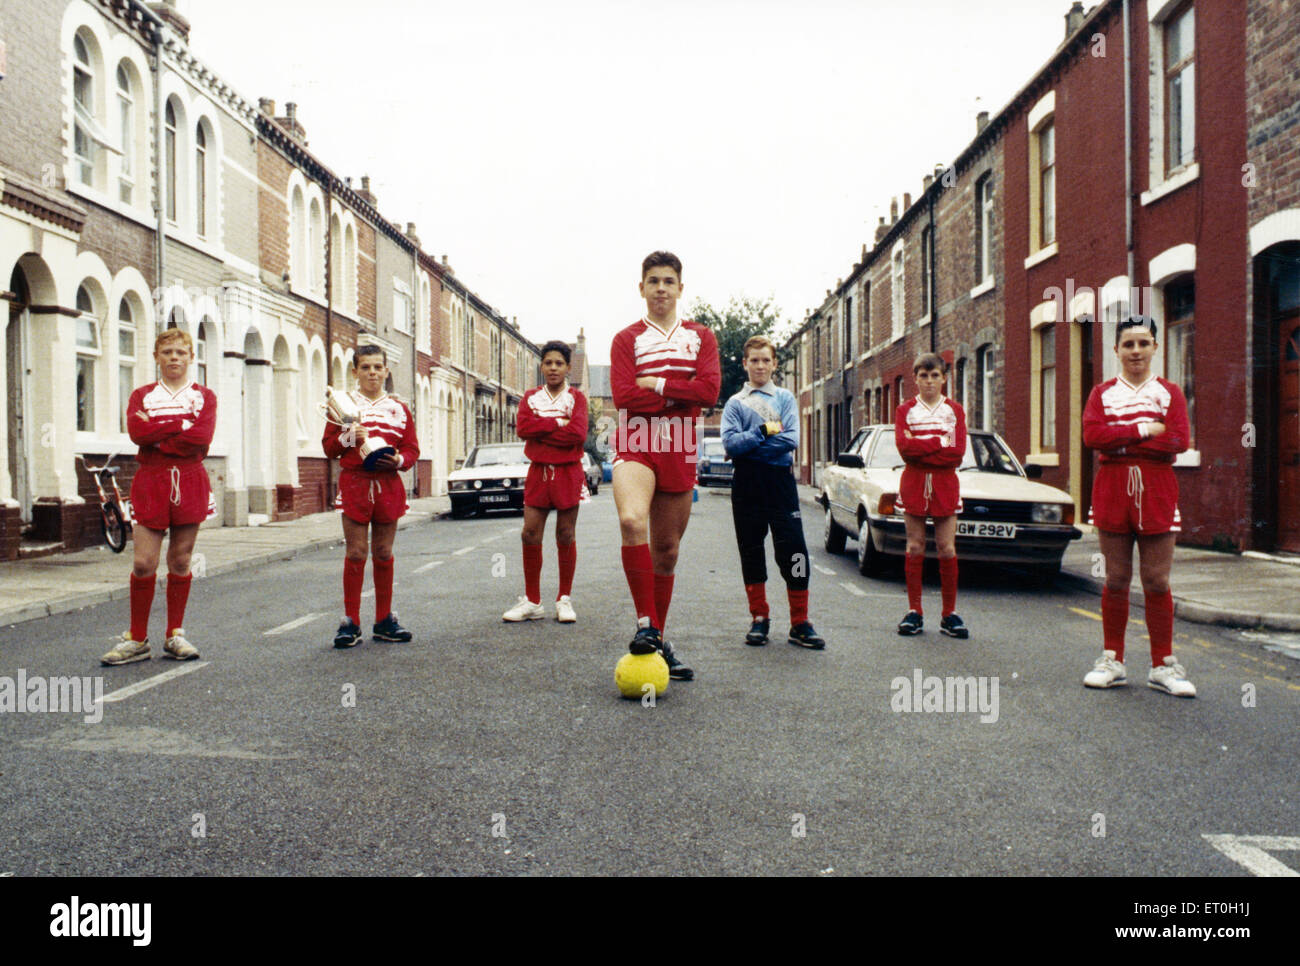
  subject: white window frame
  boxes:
[1144,0,1200,204]
[890,241,905,341]
[116,63,134,204]
[75,285,102,434]
[117,297,136,433]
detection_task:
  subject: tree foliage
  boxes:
[688,296,791,407]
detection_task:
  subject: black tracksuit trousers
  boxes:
[730,457,809,591]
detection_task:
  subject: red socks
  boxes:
[745,582,769,619]
[1145,589,1174,667]
[522,543,543,604]
[621,544,657,626]
[373,556,394,623]
[556,541,576,599]
[939,556,958,617]
[165,572,192,636]
[788,588,809,626]
[654,573,675,632]
[1101,585,1129,662]
[343,558,365,626]
[904,553,924,614]
[129,573,155,642]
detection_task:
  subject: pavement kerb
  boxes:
[793,484,1299,634]
[0,508,441,630]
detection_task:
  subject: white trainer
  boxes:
[163,630,200,660]
[1148,655,1196,697]
[1083,649,1127,688]
[555,595,577,623]
[101,631,151,666]
[502,597,545,622]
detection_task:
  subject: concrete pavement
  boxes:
[0,495,449,628]
[792,484,1300,633]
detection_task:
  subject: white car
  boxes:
[448,442,530,518]
[820,425,1082,581]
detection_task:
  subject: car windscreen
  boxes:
[468,445,529,467]
[867,431,1021,474]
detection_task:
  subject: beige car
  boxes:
[819,425,1081,582]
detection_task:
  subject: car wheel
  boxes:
[823,503,848,555]
[591,482,598,495]
[857,517,885,577]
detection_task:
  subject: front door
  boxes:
[6,283,31,522]
[1278,319,1300,552]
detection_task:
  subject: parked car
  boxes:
[819,425,1082,580]
[448,442,530,517]
[696,437,733,487]
[581,452,600,495]
[602,459,613,483]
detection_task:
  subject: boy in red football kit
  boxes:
[101,328,216,665]
[611,251,721,679]
[503,340,588,623]
[1082,316,1195,697]
[324,345,420,648]
[895,353,970,639]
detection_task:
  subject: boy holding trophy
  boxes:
[323,345,420,647]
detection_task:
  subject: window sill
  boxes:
[66,182,155,232]
[1141,163,1199,207]
[1023,243,1058,270]
[1173,449,1201,468]
[915,313,932,328]
[970,277,996,300]
[1027,452,1059,467]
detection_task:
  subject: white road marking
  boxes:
[453,546,476,556]
[1201,835,1300,876]
[839,581,866,597]
[412,560,445,574]
[100,662,210,704]
[813,564,836,576]
[264,613,325,636]
[361,589,374,598]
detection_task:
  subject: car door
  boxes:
[828,428,870,527]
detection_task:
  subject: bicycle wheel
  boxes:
[102,502,128,553]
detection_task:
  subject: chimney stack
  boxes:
[405,222,420,244]
[258,97,275,116]
[889,197,899,223]
[1065,1,1085,38]
[923,173,934,191]
[977,110,990,133]
[903,192,912,211]
[275,102,307,144]
[356,175,376,206]
[875,216,889,243]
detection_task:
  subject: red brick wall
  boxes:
[257,140,291,279]
[356,220,377,324]
[1247,0,1300,218]
[294,456,329,516]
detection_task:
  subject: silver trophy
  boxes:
[321,387,397,470]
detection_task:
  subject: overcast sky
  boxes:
[184,0,1073,363]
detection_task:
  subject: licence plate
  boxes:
[481,494,510,504]
[958,521,1016,539]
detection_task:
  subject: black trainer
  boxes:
[373,613,413,642]
[745,617,771,646]
[940,613,970,639]
[788,622,826,649]
[334,618,362,648]
[897,611,923,636]
[629,625,662,655]
[659,639,694,681]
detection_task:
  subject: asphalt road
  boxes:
[1,488,1296,876]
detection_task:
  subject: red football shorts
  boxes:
[897,466,962,518]
[130,462,212,530]
[1088,462,1180,535]
[612,414,698,493]
[524,461,584,510]
[334,468,409,525]
[613,448,697,493]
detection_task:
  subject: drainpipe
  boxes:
[133,2,167,308]
[409,239,418,495]
[1123,0,1134,295]
[928,187,937,354]
[324,177,333,387]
